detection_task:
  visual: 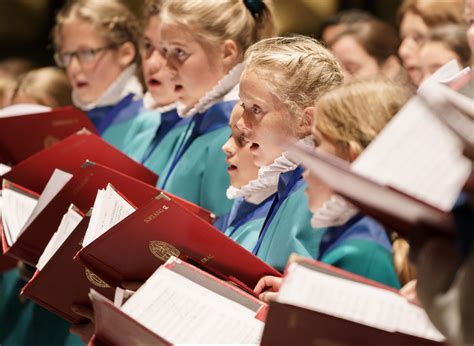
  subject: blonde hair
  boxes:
[313,80,415,285]
[313,80,410,158]
[244,35,344,135]
[160,0,276,55]
[398,0,464,26]
[11,67,72,107]
[53,0,140,64]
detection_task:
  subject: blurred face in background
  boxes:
[419,41,461,82]
[399,11,429,85]
[466,0,474,54]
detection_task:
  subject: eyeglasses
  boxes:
[54,45,115,68]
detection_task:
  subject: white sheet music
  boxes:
[121,264,264,344]
[352,96,471,212]
[22,169,73,232]
[277,263,444,342]
[0,163,11,176]
[1,187,38,246]
[82,184,135,247]
[37,205,83,270]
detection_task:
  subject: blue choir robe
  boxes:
[158,101,236,217]
[222,196,274,252]
[318,213,401,289]
[254,166,321,271]
[0,268,83,345]
[122,108,190,178]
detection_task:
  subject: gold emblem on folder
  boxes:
[85,269,110,288]
[149,241,180,261]
[43,135,60,149]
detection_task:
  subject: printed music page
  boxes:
[121,263,264,344]
[82,184,135,247]
[23,169,73,231]
[37,204,83,270]
[277,263,444,342]
[351,96,471,212]
[2,185,38,246]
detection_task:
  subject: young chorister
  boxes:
[216,103,276,251]
[52,0,143,148]
[254,80,412,301]
[237,36,344,270]
[120,0,183,175]
[152,0,276,217]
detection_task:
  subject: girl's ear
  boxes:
[117,41,136,68]
[299,106,316,136]
[221,39,239,72]
[346,141,361,162]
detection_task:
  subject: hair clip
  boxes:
[243,0,264,18]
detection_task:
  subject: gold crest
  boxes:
[43,135,60,148]
[85,269,110,288]
[149,241,180,261]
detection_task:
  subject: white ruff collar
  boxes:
[177,63,244,118]
[226,136,315,204]
[143,92,177,113]
[310,195,359,228]
[73,64,143,111]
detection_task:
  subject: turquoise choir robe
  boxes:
[254,167,321,271]
[0,268,83,345]
[318,213,401,288]
[158,101,236,217]
[220,196,274,252]
[122,108,190,178]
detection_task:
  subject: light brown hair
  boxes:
[159,0,277,57]
[244,35,344,136]
[11,67,72,107]
[398,0,464,27]
[53,0,141,65]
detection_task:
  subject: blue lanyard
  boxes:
[251,166,305,255]
[96,93,135,135]
[140,109,182,164]
[160,101,235,189]
[227,195,275,238]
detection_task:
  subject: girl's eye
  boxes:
[251,106,262,114]
[175,48,188,61]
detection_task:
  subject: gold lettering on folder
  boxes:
[149,241,180,261]
[43,135,60,148]
[85,269,110,288]
[143,205,169,223]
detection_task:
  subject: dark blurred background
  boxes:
[0,0,402,68]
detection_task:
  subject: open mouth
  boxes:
[174,84,183,92]
[227,164,238,172]
[148,78,162,87]
[250,143,260,152]
[75,81,88,89]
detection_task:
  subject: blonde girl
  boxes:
[53,0,143,148]
[255,80,412,301]
[237,35,344,270]
[156,0,276,217]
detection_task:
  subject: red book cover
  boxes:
[21,216,115,324]
[76,193,282,292]
[0,107,96,165]
[3,162,160,266]
[1,131,158,194]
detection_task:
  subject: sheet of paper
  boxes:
[22,169,73,232]
[0,163,11,175]
[122,263,264,344]
[37,205,83,270]
[352,96,471,212]
[1,188,38,246]
[82,184,135,247]
[277,263,444,341]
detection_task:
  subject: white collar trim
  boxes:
[311,195,359,228]
[73,64,143,111]
[177,63,244,118]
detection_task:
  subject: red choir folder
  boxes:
[76,193,282,293]
[289,144,455,239]
[261,302,444,345]
[3,162,213,266]
[21,215,115,324]
[1,130,158,194]
[89,258,266,346]
[0,107,96,165]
